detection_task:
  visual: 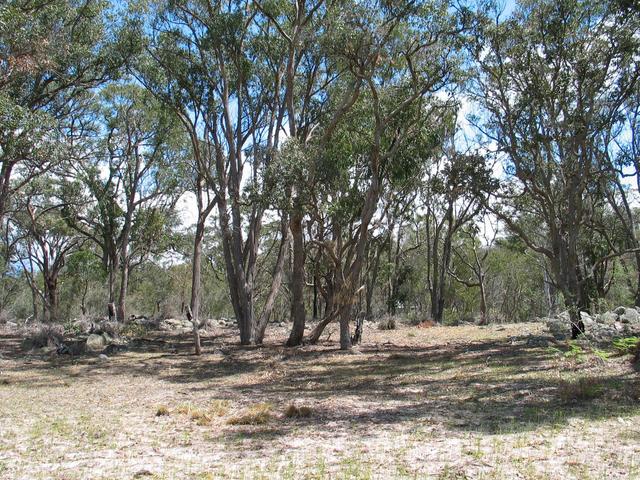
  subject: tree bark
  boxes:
[253,214,290,344]
[189,216,206,355]
[116,256,129,323]
[339,307,352,350]
[286,207,306,347]
[186,305,201,356]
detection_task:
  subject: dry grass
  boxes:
[0,322,639,479]
[227,403,273,425]
[209,399,231,417]
[155,405,170,416]
[284,403,313,418]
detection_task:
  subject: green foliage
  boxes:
[563,341,587,362]
[613,337,640,356]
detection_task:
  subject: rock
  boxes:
[98,354,109,362]
[614,306,627,316]
[102,332,115,344]
[86,333,107,352]
[619,308,640,324]
[159,318,192,331]
[580,312,595,329]
[596,311,618,324]
[546,318,570,340]
[614,322,625,332]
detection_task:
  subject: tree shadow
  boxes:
[2,326,638,438]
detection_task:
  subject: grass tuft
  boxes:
[227,403,273,425]
[155,405,170,416]
[209,399,231,417]
[558,377,604,403]
[284,403,312,418]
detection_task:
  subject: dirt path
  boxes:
[0,322,638,479]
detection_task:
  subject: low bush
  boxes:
[209,399,231,417]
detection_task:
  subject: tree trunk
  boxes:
[117,257,129,323]
[32,288,39,322]
[186,305,201,356]
[47,278,59,323]
[306,306,337,344]
[80,282,88,316]
[312,277,318,320]
[339,307,352,350]
[190,217,206,355]
[478,278,487,325]
[253,215,290,344]
[365,245,382,320]
[286,208,306,347]
[107,246,118,321]
[218,197,254,344]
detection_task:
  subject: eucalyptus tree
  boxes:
[0,0,128,224]
[304,0,464,349]
[141,0,312,345]
[448,220,498,325]
[421,143,492,323]
[598,86,640,305]
[63,84,183,322]
[470,0,640,337]
[257,0,366,346]
[11,180,80,322]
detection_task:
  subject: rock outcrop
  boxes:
[544,306,640,344]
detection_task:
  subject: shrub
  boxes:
[377,315,397,331]
[227,403,273,425]
[190,410,212,426]
[174,403,212,425]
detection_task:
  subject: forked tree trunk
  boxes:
[478,278,487,325]
[253,215,290,344]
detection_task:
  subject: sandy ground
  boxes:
[0,321,638,479]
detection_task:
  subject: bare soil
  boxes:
[0,322,638,479]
